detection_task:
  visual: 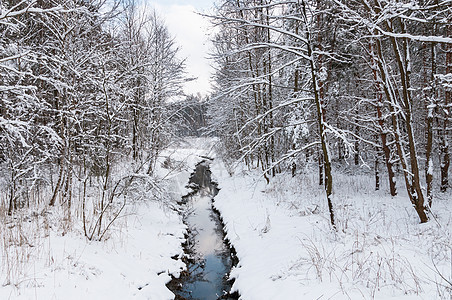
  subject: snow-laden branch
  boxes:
[262,141,321,175]
[333,0,452,44]
[208,12,309,45]
[0,1,77,23]
[232,42,311,61]
[374,30,452,44]
[237,96,314,136]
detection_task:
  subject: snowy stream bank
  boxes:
[0,138,217,300]
[211,165,452,300]
[2,138,450,300]
[168,160,238,300]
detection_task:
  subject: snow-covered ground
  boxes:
[1,201,186,300]
[211,160,452,299]
[0,138,214,300]
[2,138,451,300]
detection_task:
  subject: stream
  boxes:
[168,160,238,300]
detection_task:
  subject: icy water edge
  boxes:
[167,160,238,300]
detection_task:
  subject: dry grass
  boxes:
[264,168,452,299]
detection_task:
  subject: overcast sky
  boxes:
[147,0,215,97]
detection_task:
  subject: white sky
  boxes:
[147,0,215,97]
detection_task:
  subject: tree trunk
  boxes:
[8,168,16,215]
[354,139,359,166]
[370,41,397,196]
[426,104,434,207]
[375,149,380,191]
[354,108,359,166]
[372,24,427,222]
[66,155,73,219]
[265,4,275,176]
[49,155,65,206]
[302,0,335,229]
[387,19,428,222]
[440,25,451,192]
[425,39,436,207]
[318,150,324,186]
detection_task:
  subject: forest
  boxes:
[1,0,188,236]
[208,0,451,226]
[0,0,451,299]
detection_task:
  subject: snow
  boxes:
[210,158,452,299]
[428,159,434,176]
[0,201,186,300]
[1,138,451,299]
[0,138,216,300]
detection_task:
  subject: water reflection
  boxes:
[188,194,225,256]
[179,193,233,300]
[169,161,237,300]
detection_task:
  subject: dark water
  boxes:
[169,161,237,300]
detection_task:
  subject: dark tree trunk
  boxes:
[302,0,335,229]
[370,41,397,196]
[371,20,427,222]
[426,105,434,207]
[375,148,380,191]
[49,155,65,206]
[318,151,324,186]
[440,25,451,192]
[425,39,436,207]
[354,139,359,166]
[387,19,428,222]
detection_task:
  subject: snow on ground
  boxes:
[2,138,450,300]
[1,202,186,300]
[157,138,217,200]
[0,138,214,300]
[211,159,452,299]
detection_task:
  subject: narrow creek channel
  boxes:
[168,159,238,300]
